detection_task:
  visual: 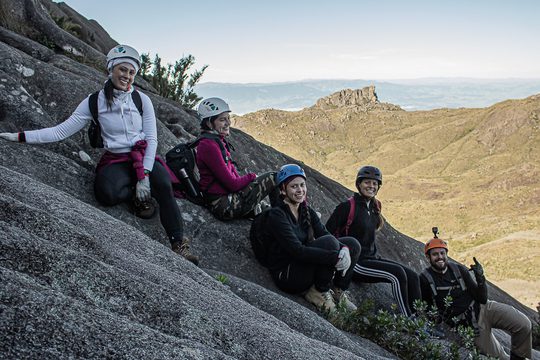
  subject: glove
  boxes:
[135,177,151,202]
[0,132,19,142]
[335,246,351,276]
[469,257,485,284]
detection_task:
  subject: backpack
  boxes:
[249,209,273,267]
[334,196,382,237]
[88,90,143,148]
[165,133,229,206]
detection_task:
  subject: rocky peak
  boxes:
[314,85,401,111]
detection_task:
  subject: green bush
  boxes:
[140,53,207,109]
[329,299,485,360]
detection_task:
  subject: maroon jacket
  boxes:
[196,135,256,195]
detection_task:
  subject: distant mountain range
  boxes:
[195,78,540,114]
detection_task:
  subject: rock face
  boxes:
[0,1,538,359]
[314,85,401,111]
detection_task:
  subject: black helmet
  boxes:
[356,165,382,185]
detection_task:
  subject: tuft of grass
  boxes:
[215,274,229,285]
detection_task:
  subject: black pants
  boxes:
[272,235,361,294]
[94,161,183,243]
[353,258,421,316]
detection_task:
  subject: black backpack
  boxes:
[249,209,273,267]
[165,133,230,206]
[88,90,143,148]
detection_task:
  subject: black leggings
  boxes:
[94,161,184,243]
[353,258,421,316]
[272,235,361,294]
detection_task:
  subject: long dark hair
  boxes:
[280,178,314,243]
[103,79,115,110]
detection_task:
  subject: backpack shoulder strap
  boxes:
[421,268,438,297]
[344,196,356,236]
[88,91,100,124]
[131,90,143,116]
[448,263,467,291]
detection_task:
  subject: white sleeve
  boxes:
[140,93,158,171]
[25,98,92,143]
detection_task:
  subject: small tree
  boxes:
[140,52,207,109]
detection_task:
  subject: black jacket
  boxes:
[326,193,380,259]
[265,201,338,271]
[420,264,488,327]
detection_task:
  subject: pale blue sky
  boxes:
[56,0,540,83]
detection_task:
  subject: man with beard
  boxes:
[420,228,532,360]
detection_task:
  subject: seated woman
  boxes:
[196,97,278,220]
[263,164,360,312]
[0,44,198,265]
[326,165,421,316]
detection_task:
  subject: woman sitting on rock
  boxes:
[326,165,421,316]
[262,164,360,313]
[196,97,278,220]
[0,44,198,265]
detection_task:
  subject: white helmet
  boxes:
[106,44,141,69]
[198,97,231,119]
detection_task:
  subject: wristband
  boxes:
[18,132,26,143]
[144,169,151,177]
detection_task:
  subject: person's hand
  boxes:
[0,132,19,142]
[135,177,151,201]
[469,257,485,283]
[336,246,351,276]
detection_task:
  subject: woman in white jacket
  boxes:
[0,44,198,265]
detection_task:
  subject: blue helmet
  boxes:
[277,164,306,186]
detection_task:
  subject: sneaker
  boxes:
[132,198,156,219]
[304,285,336,313]
[332,287,357,312]
[171,238,200,266]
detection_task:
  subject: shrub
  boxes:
[329,299,487,360]
[140,53,207,109]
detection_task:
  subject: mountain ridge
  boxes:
[195,78,540,114]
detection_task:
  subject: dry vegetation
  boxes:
[234,94,540,308]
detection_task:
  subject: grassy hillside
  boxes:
[234,94,540,307]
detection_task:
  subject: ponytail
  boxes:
[299,201,314,242]
[103,79,114,110]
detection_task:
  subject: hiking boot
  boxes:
[304,285,336,313]
[132,198,156,219]
[332,287,357,312]
[171,238,199,266]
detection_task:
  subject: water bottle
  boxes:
[179,168,198,197]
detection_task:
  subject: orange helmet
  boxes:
[424,227,448,255]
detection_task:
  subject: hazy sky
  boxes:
[55,0,540,83]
